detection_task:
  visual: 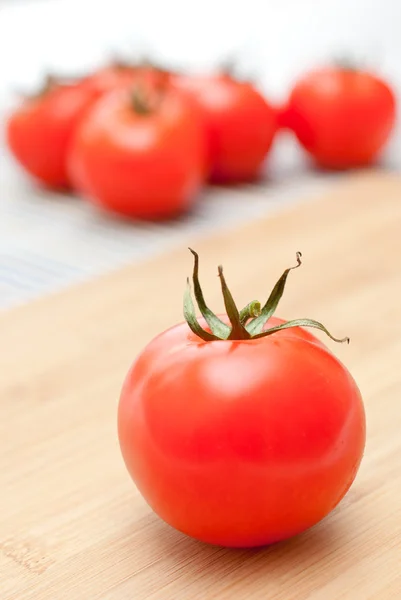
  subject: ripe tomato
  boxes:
[68,86,206,219]
[6,77,99,189]
[283,67,396,169]
[171,73,278,183]
[118,251,366,547]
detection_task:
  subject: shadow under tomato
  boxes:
[30,179,80,201]
[208,169,272,189]
[308,157,388,175]
[80,193,206,227]
[118,505,351,598]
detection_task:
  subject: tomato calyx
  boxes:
[218,56,254,85]
[219,57,240,80]
[130,70,169,115]
[39,74,61,95]
[184,249,350,343]
[131,84,156,115]
[17,73,76,101]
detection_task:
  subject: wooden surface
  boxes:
[1,171,401,600]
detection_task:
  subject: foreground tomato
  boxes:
[171,73,278,183]
[6,77,99,189]
[68,85,206,219]
[118,251,366,547]
[282,66,396,169]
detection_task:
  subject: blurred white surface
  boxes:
[0,0,400,309]
[0,170,337,310]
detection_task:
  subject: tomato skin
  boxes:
[118,316,366,548]
[6,83,99,189]
[285,68,396,169]
[68,88,206,219]
[171,74,278,183]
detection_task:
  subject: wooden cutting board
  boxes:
[1,171,401,600]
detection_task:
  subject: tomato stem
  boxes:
[333,56,361,72]
[220,56,239,79]
[34,73,65,99]
[184,278,220,341]
[184,249,350,343]
[189,248,230,338]
[218,265,251,340]
[131,85,154,115]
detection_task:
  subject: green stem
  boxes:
[239,301,261,325]
[183,249,349,345]
[217,266,251,340]
[247,252,302,335]
[188,248,230,339]
[252,318,349,343]
[184,279,220,341]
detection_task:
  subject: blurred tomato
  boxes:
[282,67,396,169]
[171,73,278,183]
[6,77,99,189]
[68,85,207,219]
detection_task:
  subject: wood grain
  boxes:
[1,171,400,599]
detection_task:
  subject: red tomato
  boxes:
[118,252,366,547]
[283,67,396,169]
[68,86,206,219]
[171,73,278,183]
[6,79,99,189]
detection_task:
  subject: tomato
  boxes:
[6,78,99,189]
[118,251,366,547]
[68,86,206,219]
[283,67,396,169]
[171,73,278,183]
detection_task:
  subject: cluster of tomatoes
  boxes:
[6,59,396,220]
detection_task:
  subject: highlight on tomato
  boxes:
[171,72,278,183]
[68,83,207,220]
[118,250,366,547]
[281,65,396,169]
